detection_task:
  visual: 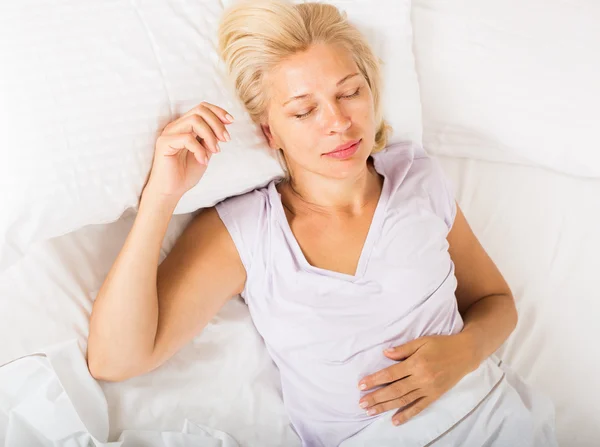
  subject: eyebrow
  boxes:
[282,72,360,107]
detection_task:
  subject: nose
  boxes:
[322,101,351,134]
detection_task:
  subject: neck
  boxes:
[283,158,382,216]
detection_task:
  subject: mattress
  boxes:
[2,155,599,446]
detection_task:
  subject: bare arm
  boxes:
[87,189,245,381]
[356,203,518,424]
[87,102,245,381]
[448,203,518,367]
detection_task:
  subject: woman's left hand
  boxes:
[357,333,480,426]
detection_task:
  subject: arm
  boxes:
[448,203,518,369]
[357,203,518,425]
[87,101,244,382]
[87,190,245,382]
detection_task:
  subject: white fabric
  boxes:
[0,0,420,272]
[0,339,238,447]
[439,156,600,447]
[0,212,299,446]
[342,360,557,447]
[1,0,598,445]
[215,143,486,446]
[1,155,598,446]
[412,0,600,177]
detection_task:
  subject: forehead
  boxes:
[268,43,359,99]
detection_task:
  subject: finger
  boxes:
[199,101,235,124]
[171,109,228,143]
[187,115,222,152]
[359,361,410,391]
[189,136,214,165]
[196,107,231,143]
[182,101,234,124]
[197,137,215,163]
[181,134,210,165]
[392,396,431,426]
[362,389,424,418]
[159,133,209,165]
[359,377,418,408]
[383,337,429,361]
[165,118,220,154]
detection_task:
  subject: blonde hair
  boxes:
[217,0,391,160]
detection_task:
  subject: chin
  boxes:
[322,152,371,179]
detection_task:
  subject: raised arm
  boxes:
[87,103,245,381]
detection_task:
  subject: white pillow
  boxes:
[0,0,420,272]
[412,0,600,177]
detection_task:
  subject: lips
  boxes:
[327,139,361,155]
[323,138,362,160]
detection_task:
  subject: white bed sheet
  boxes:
[1,155,599,446]
[440,155,600,447]
[0,212,299,447]
[0,339,241,446]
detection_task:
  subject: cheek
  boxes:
[350,99,376,132]
[275,121,315,158]
[289,118,322,140]
[349,93,374,116]
[270,118,294,148]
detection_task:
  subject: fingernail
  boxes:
[223,131,230,142]
[359,401,368,409]
[225,113,234,122]
[216,143,221,152]
[385,348,394,353]
[367,409,377,416]
[359,383,367,390]
[393,419,400,426]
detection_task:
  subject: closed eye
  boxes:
[295,110,313,119]
[293,88,360,119]
[340,88,360,99]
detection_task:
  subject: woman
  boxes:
[87,1,558,446]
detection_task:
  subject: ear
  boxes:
[260,123,279,150]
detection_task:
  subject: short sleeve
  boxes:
[214,189,269,282]
[426,155,458,232]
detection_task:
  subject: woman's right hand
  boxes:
[143,102,234,200]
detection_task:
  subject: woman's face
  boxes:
[261,43,377,180]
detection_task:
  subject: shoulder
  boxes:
[377,141,457,231]
[372,141,435,191]
[215,184,272,220]
[376,141,449,182]
[214,182,277,274]
[214,183,275,243]
[373,141,428,166]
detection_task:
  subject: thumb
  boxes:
[383,337,428,360]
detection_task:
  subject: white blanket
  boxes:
[341,359,557,447]
[0,338,558,447]
[0,339,238,447]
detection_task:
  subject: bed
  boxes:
[1,0,599,446]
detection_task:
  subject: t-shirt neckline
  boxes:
[268,151,391,282]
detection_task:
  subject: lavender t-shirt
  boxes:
[216,142,482,446]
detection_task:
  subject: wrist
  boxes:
[140,184,181,211]
[132,193,177,245]
[456,327,486,372]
